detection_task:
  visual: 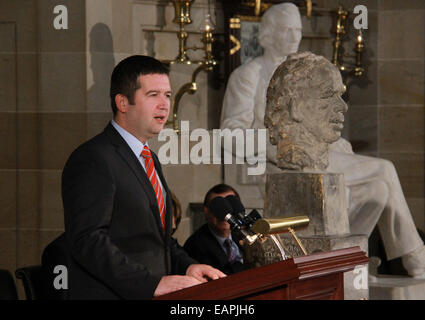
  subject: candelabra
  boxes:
[169,0,217,133]
[332,4,365,84]
[172,0,195,64]
[242,0,313,18]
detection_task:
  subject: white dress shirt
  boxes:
[111,119,166,203]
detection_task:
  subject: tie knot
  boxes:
[224,238,232,247]
[141,146,152,159]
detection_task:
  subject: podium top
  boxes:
[154,246,369,300]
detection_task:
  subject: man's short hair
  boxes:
[109,55,169,115]
[203,184,240,208]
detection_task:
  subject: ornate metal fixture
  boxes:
[169,0,217,133]
[172,0,195,64]
[332,4,365,84]
[242,0,313,18]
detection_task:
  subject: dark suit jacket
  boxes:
[183,224,246,275]
[61,123,197,299]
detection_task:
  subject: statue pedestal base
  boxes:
[264,172,368,300]
[264,171,350,236]
[368,256,425,300]
[369,275,425,300]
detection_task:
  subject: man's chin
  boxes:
[325,132,342,143]
[151,125,166,135]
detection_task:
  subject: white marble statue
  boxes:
[220,2,425,278]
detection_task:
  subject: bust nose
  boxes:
[334,96,348,114]
[284,27,301,43]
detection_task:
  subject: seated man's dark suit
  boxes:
[61,123,197,299]
[183,224,246,275]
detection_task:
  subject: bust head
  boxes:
[259,3,302,58]
[264,52,348,171]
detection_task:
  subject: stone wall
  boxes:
[0,0,87,299]
[376,0,424,233]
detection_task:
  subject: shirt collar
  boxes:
[208,225,233,246]
[111,119,148,158]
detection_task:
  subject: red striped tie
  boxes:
[141,146,166,231]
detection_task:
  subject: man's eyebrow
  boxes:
[145,89,171,94]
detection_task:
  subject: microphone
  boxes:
[208,196,243,229]
[208,197,258,245]
[225,195,261,228]
[224,195,246,223]
[244,209,262,228]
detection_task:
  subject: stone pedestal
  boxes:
[223,163,266,210]
[368,256,425,300]
[369,276,425,300]
[264,171,350,236]
[264,172,369,300]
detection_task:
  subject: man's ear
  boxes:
[203,206,212,221]
[289,98,302,123]
[115,94,129,113]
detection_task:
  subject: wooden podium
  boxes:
[154,246,369,300]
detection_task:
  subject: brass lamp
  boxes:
[251,215,310,255]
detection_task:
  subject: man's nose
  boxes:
[158,95,170,109]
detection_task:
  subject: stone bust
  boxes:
[264,52,347,171]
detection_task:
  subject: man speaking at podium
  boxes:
[61,55,225,299]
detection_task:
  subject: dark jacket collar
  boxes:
[103,122,172,239]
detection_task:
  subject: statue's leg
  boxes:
[348,179,389,237]
[328,151,424,276]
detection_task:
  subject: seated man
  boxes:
[184,184,246,275]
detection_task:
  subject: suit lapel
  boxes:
[205,226,230,266]
[104,124,166,238]
[152,152,172,242]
